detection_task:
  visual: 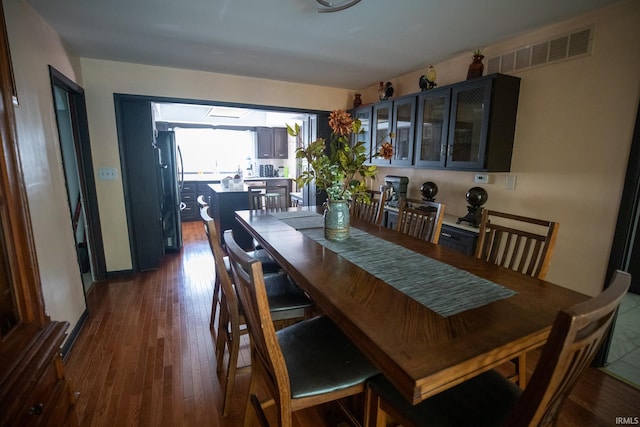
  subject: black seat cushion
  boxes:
[277,316,380,399]
[247,248,282,274]
[369,370,521,427]
[264,272,312,312]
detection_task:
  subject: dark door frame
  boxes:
[49,66,107,281]
[595,101,640,365]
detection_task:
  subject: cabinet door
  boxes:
[446,78,492,170]
[273,127,288,159]
[391,96,416,166]
[351,106,372,162]
[256,127,274,159]
[415,88,450,168]
[371,101,392,166]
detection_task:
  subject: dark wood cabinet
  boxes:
[257,127,288,159]
[415,73,520,171]
[438,224,478,256]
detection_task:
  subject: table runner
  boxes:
[271,211,516,317]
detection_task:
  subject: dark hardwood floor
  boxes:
[65,221,640,426]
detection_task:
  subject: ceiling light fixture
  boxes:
[316,0,361,13]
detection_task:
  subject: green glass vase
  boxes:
[324,199,350,241]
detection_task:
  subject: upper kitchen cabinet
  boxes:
[415,73,520,171]
[391,95,416,167]
[351,105,373,160]
[372,95,416,167]
[415,87,451,168]
[256,127,288,159]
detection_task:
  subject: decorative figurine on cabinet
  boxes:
[380,81,394,100]
[353,93,362,108]
[378,81,385,100]
[419,65,437,91]
[457,186,488,227]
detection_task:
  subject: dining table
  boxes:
[234,207,588,405]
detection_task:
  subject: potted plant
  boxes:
[287,109,393,241]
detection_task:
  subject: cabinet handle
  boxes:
[441,232,459,240]
[29,403,44,416]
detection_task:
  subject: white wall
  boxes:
[360,0,640,296]
[80,59,354,271]
[3,0,86,327]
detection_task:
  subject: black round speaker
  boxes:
[420,181,438,201]
[466,187,488,207]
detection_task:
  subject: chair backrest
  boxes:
[197,194,209,209]
[351,189,387,225]
[396,198,445,244]
[204,218,241,336]
[223,230,291,415]
[200,205,213,234]
[475,209,559,279]
[248,184,290,211]
[504,270,630,426]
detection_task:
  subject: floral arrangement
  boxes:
[287,109,393,202]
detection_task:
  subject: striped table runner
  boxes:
[271,212,516,317]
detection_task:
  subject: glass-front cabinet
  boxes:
[371,100,392,166]
[391,95,416,167]
[415,87,450,168]
[372,96,416,167]
[351,105,372,161]
[415,73,520,172]
[447,78,492,169]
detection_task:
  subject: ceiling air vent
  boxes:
[486,26,593,74]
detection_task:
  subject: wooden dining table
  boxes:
[234,207,588,405]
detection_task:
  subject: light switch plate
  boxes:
[505,175,516,190]
[98,167,118,181]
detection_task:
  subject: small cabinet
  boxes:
[415,73,520,171]
[438,224,478,256]
[180,181,198,221]
[372,95,416,167]
[256,127,288,159]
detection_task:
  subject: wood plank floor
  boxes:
[65,221,640,426]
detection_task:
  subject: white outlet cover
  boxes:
[505,175,516,190]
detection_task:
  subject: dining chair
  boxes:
[364,270,631,427]
[350,189,387,225]
[197,194,208,209]
[204,219,313,417]
[224,229,380,427]
[396,197,445,244]
[248,184,291,211]
[475,209,560,388]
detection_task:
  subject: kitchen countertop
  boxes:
[183,174,292,182]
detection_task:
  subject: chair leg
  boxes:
[210,274,221,331]
[222,324,240,417]
[364,385,388,427]
[517,352,527,389]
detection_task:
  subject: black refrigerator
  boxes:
[155,130,183,252]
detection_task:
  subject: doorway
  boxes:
[599,101,640,388]
[49,67,106,292]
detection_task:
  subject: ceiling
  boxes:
[26,0,619,90]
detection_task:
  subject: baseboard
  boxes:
[61,309,89,361]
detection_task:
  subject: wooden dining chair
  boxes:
[365,270,631,427]
[204,219,312,417]
[396,198,445,244]
[475,209,560,388]
[350,189,387,225]
[224,229,380,427]
[248,184,291,211]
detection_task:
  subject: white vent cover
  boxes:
[486,26,593,74]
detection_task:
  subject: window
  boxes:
[174,128,254,174]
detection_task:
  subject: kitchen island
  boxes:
[206,179,293,250]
